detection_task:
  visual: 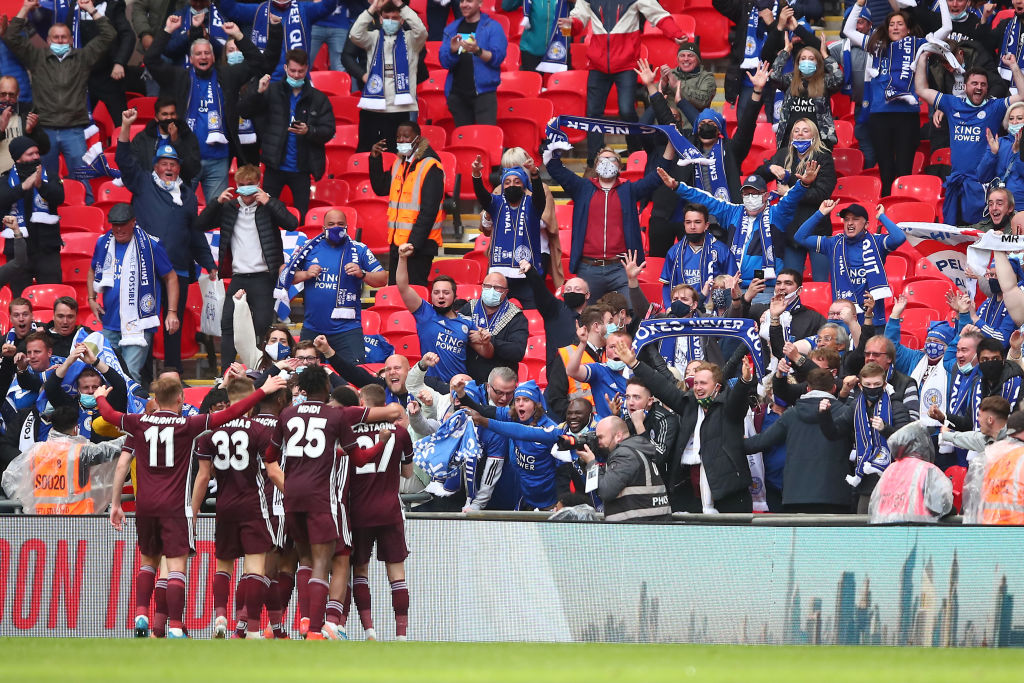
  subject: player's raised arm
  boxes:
[108,447,134,530]
[202,375,288,430]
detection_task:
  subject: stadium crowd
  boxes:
[5,0,1024,640]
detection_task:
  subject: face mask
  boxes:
[606,359,626,372]
[286,76,305,89]
[742,194,764,212]
[980,360,1004,382]
[481,287,503,307]
[1011,123,1024,136]
[595,157,620,179]
[697,123,718,140]
[862,386,884,402]
[503,186,525,205]
[563,291,586,309]
[697,395,715,408]
[783,289,801,304]
[190,6,210,15]
[294,364,306,374]
[792,139,813,154]
[797,60,817,76]
[670,300,692,318]
[396,141,414,156]
[326,225,346,244]
[604,322,619,337]
[15,160,39,178]
[382,18,401,34]
[685,231,704,244]
[433,303,453,316]
[265,342,290,360]
[924,341,946,360]
[80,394,97,409]
[990,278,1002,296]
[236,184,259,196]
[158,119,173,132]
[951,9,968,20]
[958,355,975,374]
[49,43,70,57]
[711,288,730,311]
[292,393,306,406]
[684,376,695,389]
[226,51,244,65]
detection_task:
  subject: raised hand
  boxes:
[606,392,622,416]
[421,351,440,367]
[164,14,182,32]
[1012,329,1024,354]
[795,160,819,185]
[257,74,271,94]
[634,57,658,87]
[398,242,415,259]
[876,203,885,219]
[748,61,771,90]
[121,108,138,125]
[471,154,484,176]
[987,127,1000,155]
[657,166,679,190]
[741,355,753,382]
[1002,52,1020,71]
[217,188,234,204]
[891,290,908,318]
[262,375,288,394]
[222,21,242,40]
[818,398,831,413]
[769,291,786,317]
[819,198,838,215]
[623,249,644,282]
[313,334,333,355]
[370,139,387,157]
[614,338,636,367]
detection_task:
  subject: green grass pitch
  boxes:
[2,639,1024,682]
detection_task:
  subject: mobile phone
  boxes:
[754,269,765,280]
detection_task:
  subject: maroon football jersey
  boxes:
[194,418,274,521]
[267,403,369,514]
[253,413,282,516]
[348,422,413,527]
[118,410,219,517]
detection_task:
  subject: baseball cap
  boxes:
[153,144,180,164]
[838,203,869,221]
[741,175,767,192]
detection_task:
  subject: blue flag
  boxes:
[412,409,481,497]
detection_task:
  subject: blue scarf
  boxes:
[364,334,394,363]
[252,0,307,55]
[943,171,986,226]
[852,389,891,481]
[1000,15,1024,80]
[6,164,58,231]
[830,231,892,302]
[546,115,692,158]
[530,0,569,73]
[741,1,777,69]
[185,66,228,146]
[883,37,918,103]
[359,21,412,111]
[733,208,776,280]
[175,4,229,65]
[488,169,543,272]
[951,366,1022,427]
[412,409,482,497]
[667,235,722,289]
[677,135,729,202]
[660,327,704,369]
[39,329,147,415]
[275,232,361,321]
[5,322,38,345]
[633,317,766,378]
[91,227,162,345]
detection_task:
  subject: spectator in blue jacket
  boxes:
[219,0,338,80]
[952,258,1023,346]
[977,102,1024,211]
[439,0,506,126]
[0,30,31,103]
[546,142,673,302]
[310,0,356,73]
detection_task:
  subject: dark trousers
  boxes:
[7,247,60,296]
[357,109,409,153]
[868,112,919,197]
[447,90,498,128]
[388,241,437,286]
[425,0,456,41]
[160,272,189,372]
[220,272,277,373]
[648,217,682,259]
[263,167,312,222]
[585,69,639,164]
[714,488,753,513]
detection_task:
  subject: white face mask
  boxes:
[742,194,764,212]
[783,288,801,304]
[595,157,620,179]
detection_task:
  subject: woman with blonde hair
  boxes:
[978,102,1024,208]
[770,36,843,149]
[750,118,837,280]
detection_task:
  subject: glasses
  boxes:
[295,355,319,364]
[864,351,888,358]
[482,284,508,293]
[0,92,17,99]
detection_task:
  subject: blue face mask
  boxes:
[951,10,968,20]
[326,225,346,244]
[481,287,503,307]
[80,394,97,409]
[226,51,244,65]
[792,139,813,155]
[286,76,305,89]
[50,43,70,57]
[382,18,401,35]
[292,393,306,406]
[236,184,259,196]
[797,60,817,76]
[265,341,290,361]
[924,341,946,360]
[607,359,626,372]
[1010,123,1024,136]
[605,322,619,337]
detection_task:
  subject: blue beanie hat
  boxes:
[500,166,530,188]
[925,321,955,345]
[514,380,546,410]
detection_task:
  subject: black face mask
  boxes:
[862,386,884,402]
[15,160,38,178]
[432,303,453,316]
[158,119,173,132]
[503,186,525,205]
[697,123,718,140]
[980,359,1004,383]
[670,301,692,318]
[990,278,1002,296]
[685,231,705,244]
[563,291,586,309]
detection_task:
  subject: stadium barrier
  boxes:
[1,515,1020,645]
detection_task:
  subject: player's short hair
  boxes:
[24,331,52,349]
[155,94,177,113]
[234,164,261,185]
[77,366,101,386]
[819,322,849,349]
[980,395,1011,420]
[568,397,593,415]
[964,67,989,84]
[671,284,698,301]
[987,185,1015,210]
[626,378,651,395]
[597,291,627,314]
[431,274,456,294]
[190,38,213,56]
[859,361,886,381]
[487,366,517,385]
[53,296,77,313]
[809,347,841,370]
[682,203,709,222]
[359,384,387,407]
[284,48,308,66]
[694,362,722,386]
[225,376,255,403]
[297,365,331,400]
[294,340,317,354]
[607,330,632,347]
[396,120,421,137]
[806,367,835,392]
[50,405,80,434]
[8,296,31,313]
[150,376,183,406]
[199,388,228,413]
[330,385,359,406]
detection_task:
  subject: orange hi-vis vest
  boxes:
[558,344,598,406]
[981,444,1024,524]
[873,457,931,520]
[386,155,444,247]
[31,441,93,514]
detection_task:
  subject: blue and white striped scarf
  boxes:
[831,230,892,302]
[412,409,481,497]
[274,232,361,322]
[852,388,891,482]
[252,0,306,56]
[359,20,412,110]
[526,0,569,73]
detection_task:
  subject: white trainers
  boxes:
[214,616,228,639]
[396,635,407,642]
[364,627,376,641]
[323,623,348,641]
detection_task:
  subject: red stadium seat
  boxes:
[622,150,647,182]
[383,310,417,336]
[494,118,543,163]
[346,198,391,251]
[153,311,199,360]
[61,233,100,256]
[94,181,133,207]
[362,309,381,335]
[449,125,505,169]
[431,258,483,283]
[899,307,942,346]
[423,40,442,69]
[501,43,521,71]
[310,70,352,96]
[902,278,955,307]
[929,148,951,166]
[23,284,78,311]
[832,147,864,177]
[127,96,157,119]
[496,70,542,101]
[684,8,732,59]
[525,335,547,359]
[446,147,489,200]
[420,124,448,150]
[304,205,347,226]
[392,334,421,358]
[834,120,855,148]
[901,330,922,350]
[540,70,589,120]
[62,179,88,206]
[183,386,211,408]
[523,309,543,335]
[835,175,882,203]
[309,178,350,208]
[801,282,832,316]
[830,94,855,122]
[640,256,664,282]
[882,201,935,224]
[329,123,360,148]
[742,143,774,175]
[436,151,458,196]
[62,256,93,285]
[76,308,100,331]
[373,285,406,313]
[500,97,555,130]
[456,283,481,300]
[891,175,943,203]
[58,205,105,232]
[328,95,360,124]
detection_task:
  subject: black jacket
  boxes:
[130,118,202,185]
[753,148,837,241]
[629,402,682,474]
[0,167,64,255]
[195,196,297,277]
[80,0,135,77]
[761,303,827,359]
[238,79,335,179]
[632,359,755,503]
[524,264,578,366]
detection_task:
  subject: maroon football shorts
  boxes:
[269,514,292,551]
[136,514,193,559]
[215,516,275,559]
[351,523,409,565]
[286,510,339,546]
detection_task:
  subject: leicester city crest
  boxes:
[207,110,221,128]
[714,187,730,201]
[513,244,532,263]
[141,294,157,315]
[923,387,942,410]
[546,42,566,60]
[367,74,384,95]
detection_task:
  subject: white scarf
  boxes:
[152,172,183,206]
[911,355,948,428]
[99,233,161,346]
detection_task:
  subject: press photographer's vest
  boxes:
[32,441,92,514]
